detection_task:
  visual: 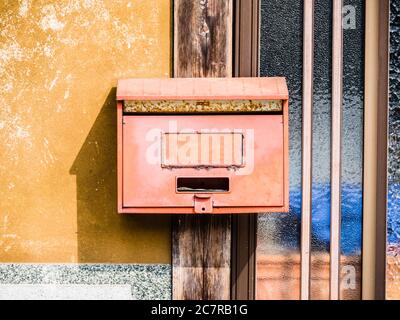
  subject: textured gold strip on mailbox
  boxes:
[123,100,283,113]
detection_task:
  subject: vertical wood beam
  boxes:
[231,0,259,300]
[362,0,379,300]
[174,0,232,78]
[375,0,390,301]
[172,0,233,300]
[301,0,314,301]
[234,0,259,77]
[330,0,343,301]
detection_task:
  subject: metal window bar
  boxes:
[300,0,314,301]
[330,0,344,301]
[301,0,343,301]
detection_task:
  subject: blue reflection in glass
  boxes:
[287,184,362,254]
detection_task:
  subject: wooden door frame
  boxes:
[374,0,390,300]
[230,0,260,300]
[362,0,390,300]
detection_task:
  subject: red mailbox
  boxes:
[117,77,289,214]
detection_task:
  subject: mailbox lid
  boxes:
[117,77,289,101]
[122,114,284,209]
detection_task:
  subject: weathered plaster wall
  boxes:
[0,0,171,263]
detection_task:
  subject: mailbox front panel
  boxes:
[122,114,284,212]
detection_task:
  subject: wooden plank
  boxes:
[172,0,233,300]
[300,0,314,301]
[330,0,343,301]
[174,0,232,78]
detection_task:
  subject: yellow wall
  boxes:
[0,0,171,263]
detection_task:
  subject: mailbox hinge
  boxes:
[194,195,213,214]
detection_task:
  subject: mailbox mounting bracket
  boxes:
[194,194,214,214]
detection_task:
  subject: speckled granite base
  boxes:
[0,264,171,300]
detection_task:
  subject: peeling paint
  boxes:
[41,137,57,165]
[19,0,31,17]
[0,114,33,159]
[47,71,61,91]
[0,42,25,64]
[43,45,52,57]
[40,5,65,31]
[1,215,19,254]
[64,89,70,100]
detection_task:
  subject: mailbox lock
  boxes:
[194,194,213,214]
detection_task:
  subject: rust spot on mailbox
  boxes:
[117,77,289,214]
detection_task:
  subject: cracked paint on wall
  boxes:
[0,0,171,263]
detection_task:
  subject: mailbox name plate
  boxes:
[161,132,244,168]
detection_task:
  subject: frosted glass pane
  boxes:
[257,0,303,300]
[311,0,364,300]
[310,0,332,300]
[257,0,365,300]
[340,0,364,300]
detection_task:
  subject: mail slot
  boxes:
[117,77,289,214]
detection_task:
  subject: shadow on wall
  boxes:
[70,88,171,263]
